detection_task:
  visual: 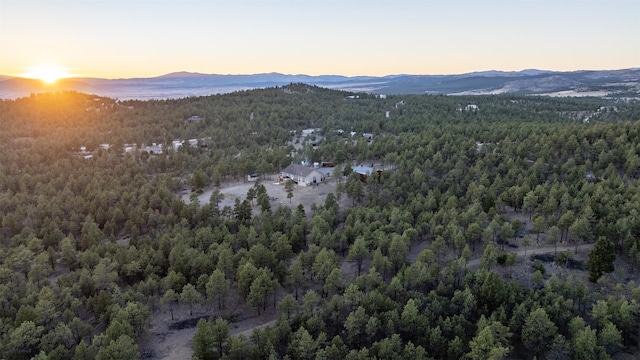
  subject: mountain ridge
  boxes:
[1,68,638,100]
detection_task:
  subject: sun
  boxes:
[21,64,71,83]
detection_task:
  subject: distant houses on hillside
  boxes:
[78,137,209,159]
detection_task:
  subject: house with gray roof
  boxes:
[353,165,373,175]
[281,164,325,187]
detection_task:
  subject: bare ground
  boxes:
[180,173,341,217]
[139,290,283,359]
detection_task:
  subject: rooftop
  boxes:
[282,164,319,177]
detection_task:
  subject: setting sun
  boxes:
[21,64,71,83]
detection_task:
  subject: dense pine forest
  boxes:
[1,85,639,360]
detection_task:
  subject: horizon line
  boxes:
[3,67,639,81]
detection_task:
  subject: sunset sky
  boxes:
[1,0,639,79]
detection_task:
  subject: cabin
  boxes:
[353,165,373,182]
[353,165,383,183]
[281,164,325,187]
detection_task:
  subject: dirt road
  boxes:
[465,243,595,269]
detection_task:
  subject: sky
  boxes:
[0,0,639,78]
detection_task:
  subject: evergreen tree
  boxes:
[192,319,216,360]
[588,236,615,282]
[212,318,230,358]
[521,308,558,357]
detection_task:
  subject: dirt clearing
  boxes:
[181,173,341,216]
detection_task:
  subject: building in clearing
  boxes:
[281,164,325,187]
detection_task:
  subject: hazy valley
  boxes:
[1,68,639,100]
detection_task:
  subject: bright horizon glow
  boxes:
[20,64,71,83]
[1,1,638,79]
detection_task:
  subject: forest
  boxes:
[0,85,639,360]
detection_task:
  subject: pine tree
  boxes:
[588,236,615,282]
[192,319,215,360]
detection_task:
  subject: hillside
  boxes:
[0,87,639,359]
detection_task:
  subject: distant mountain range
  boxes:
[1,68,639,100]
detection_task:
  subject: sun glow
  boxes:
[21,64,71,83]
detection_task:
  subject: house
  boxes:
[353,165,373,176]
[281,164,325,187]
[362,133,374,141]
[353,165,375,183]
[185,115,203,123]
[124,144,137,154]
[598,106,618,112]
[187,139,198,147]
[143,143,163,155]
[301,128,322,137]
[476,142,486,153]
